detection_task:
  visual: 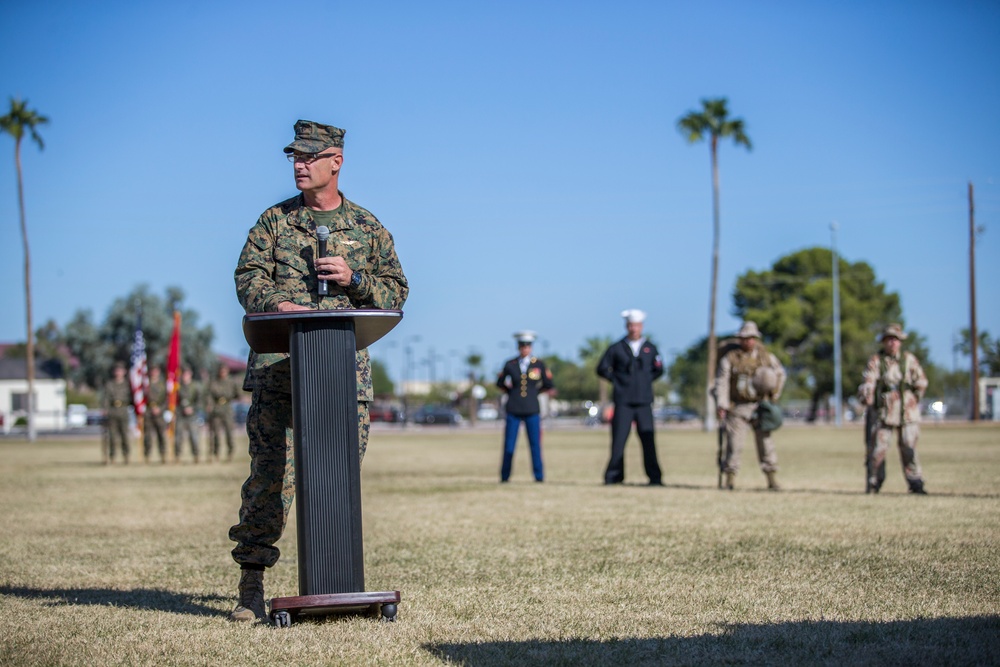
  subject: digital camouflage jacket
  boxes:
[235,193,408,401]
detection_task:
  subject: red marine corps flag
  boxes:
[165,311,182,451]
[129,302,148,440]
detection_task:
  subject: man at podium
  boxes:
[228,120,409,622]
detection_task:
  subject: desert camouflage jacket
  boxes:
[858,351,927,426]
[715,343,786,410]
[235,193,408,401]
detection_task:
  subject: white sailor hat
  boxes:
[621,309,646,324]
[513,330,537,345]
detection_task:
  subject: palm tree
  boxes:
[677,98,751,430]
[1,98,49,442]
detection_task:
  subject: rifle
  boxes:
[717,421,725,489]
[863,404,883,493]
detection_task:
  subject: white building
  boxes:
[0,358,69,433]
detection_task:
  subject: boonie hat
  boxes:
[737,321,762,338]
[879,323,908,341]
[284,120,346,154]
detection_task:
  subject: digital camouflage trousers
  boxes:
[228,375,370,568]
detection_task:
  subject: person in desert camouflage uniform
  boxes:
[714,321,786,491]
[207,364,241,461]
[143,365,168,463]
[101,362,133,464]
[173,366,202,463]
[227,120,408,623]
[858,323,928,495]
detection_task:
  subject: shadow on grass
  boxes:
[425,615,1000,666]
[0,584,226,617]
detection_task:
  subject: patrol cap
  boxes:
[514,330,537,345]
[621,309,646,323]
[737,321,762,338]
[879,323,908,341]
[283,120,346,154]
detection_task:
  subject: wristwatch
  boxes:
[349,271,362,289]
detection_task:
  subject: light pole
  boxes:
[403,335,421,423]
[831,221,843,427]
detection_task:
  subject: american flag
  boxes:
[129,305,148,417]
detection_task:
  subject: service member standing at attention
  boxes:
[496,331,554,483]
[143,365,168,464]
[228,120,408,623]
[597,309,665,486]
[207,364,240,462]
[858,323,929,495]
[101,362,133,464]
[174,366,202,463]
[714,321,786,491]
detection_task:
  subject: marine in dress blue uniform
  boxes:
[496,331,554,482]
[597,309,664,485]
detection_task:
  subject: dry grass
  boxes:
[0,421,998,666]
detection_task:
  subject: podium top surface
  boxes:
[243,309,403,354]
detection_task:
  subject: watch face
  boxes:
[351,272,361,286]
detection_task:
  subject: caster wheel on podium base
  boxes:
[272,610,292,628]
[380,603,398,622]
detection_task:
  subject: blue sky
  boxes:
[1,1,998,387]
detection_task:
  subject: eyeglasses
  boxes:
[286,151,338,164]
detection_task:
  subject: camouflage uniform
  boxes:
[101,377,133,463]
[858,345,928,493]
[174,375,202,462]
[143,373,168,462]
[207,372,241,461]
[229,186,408,568]
[715,330,786,484]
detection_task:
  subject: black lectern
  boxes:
[242,309,403,627]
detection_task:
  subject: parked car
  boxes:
[476,404,499,421]
[655,405,698,423]
[67,404,88,428]
[86,409,107,426]
[411,405,463,425]
[370,403,405,423]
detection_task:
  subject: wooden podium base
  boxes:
[269,590,400,627]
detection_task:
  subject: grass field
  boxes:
[1,422,998,666]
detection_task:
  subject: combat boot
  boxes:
[229,568,266,623]
[908,480,928,495]
[724,472,735,490]
[765,471,780,491]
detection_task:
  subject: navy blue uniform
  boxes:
[496,356,553,481]
[597,337,664,485]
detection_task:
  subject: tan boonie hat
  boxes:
[284,120,346,154]
[879,323,908,341]
[753,366,779,395]
[737,321,762,338]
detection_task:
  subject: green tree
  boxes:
[732,247,908,420]
[1,97,49,441]
[371,358,394,396]
[579,336,613,405]
[955,328,1000,376]
[62,285,216,389]
[677,97,752,430]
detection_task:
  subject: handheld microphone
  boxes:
[316,226,330,296]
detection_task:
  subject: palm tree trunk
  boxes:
[15,138,36,441]
[703,136,720,432]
